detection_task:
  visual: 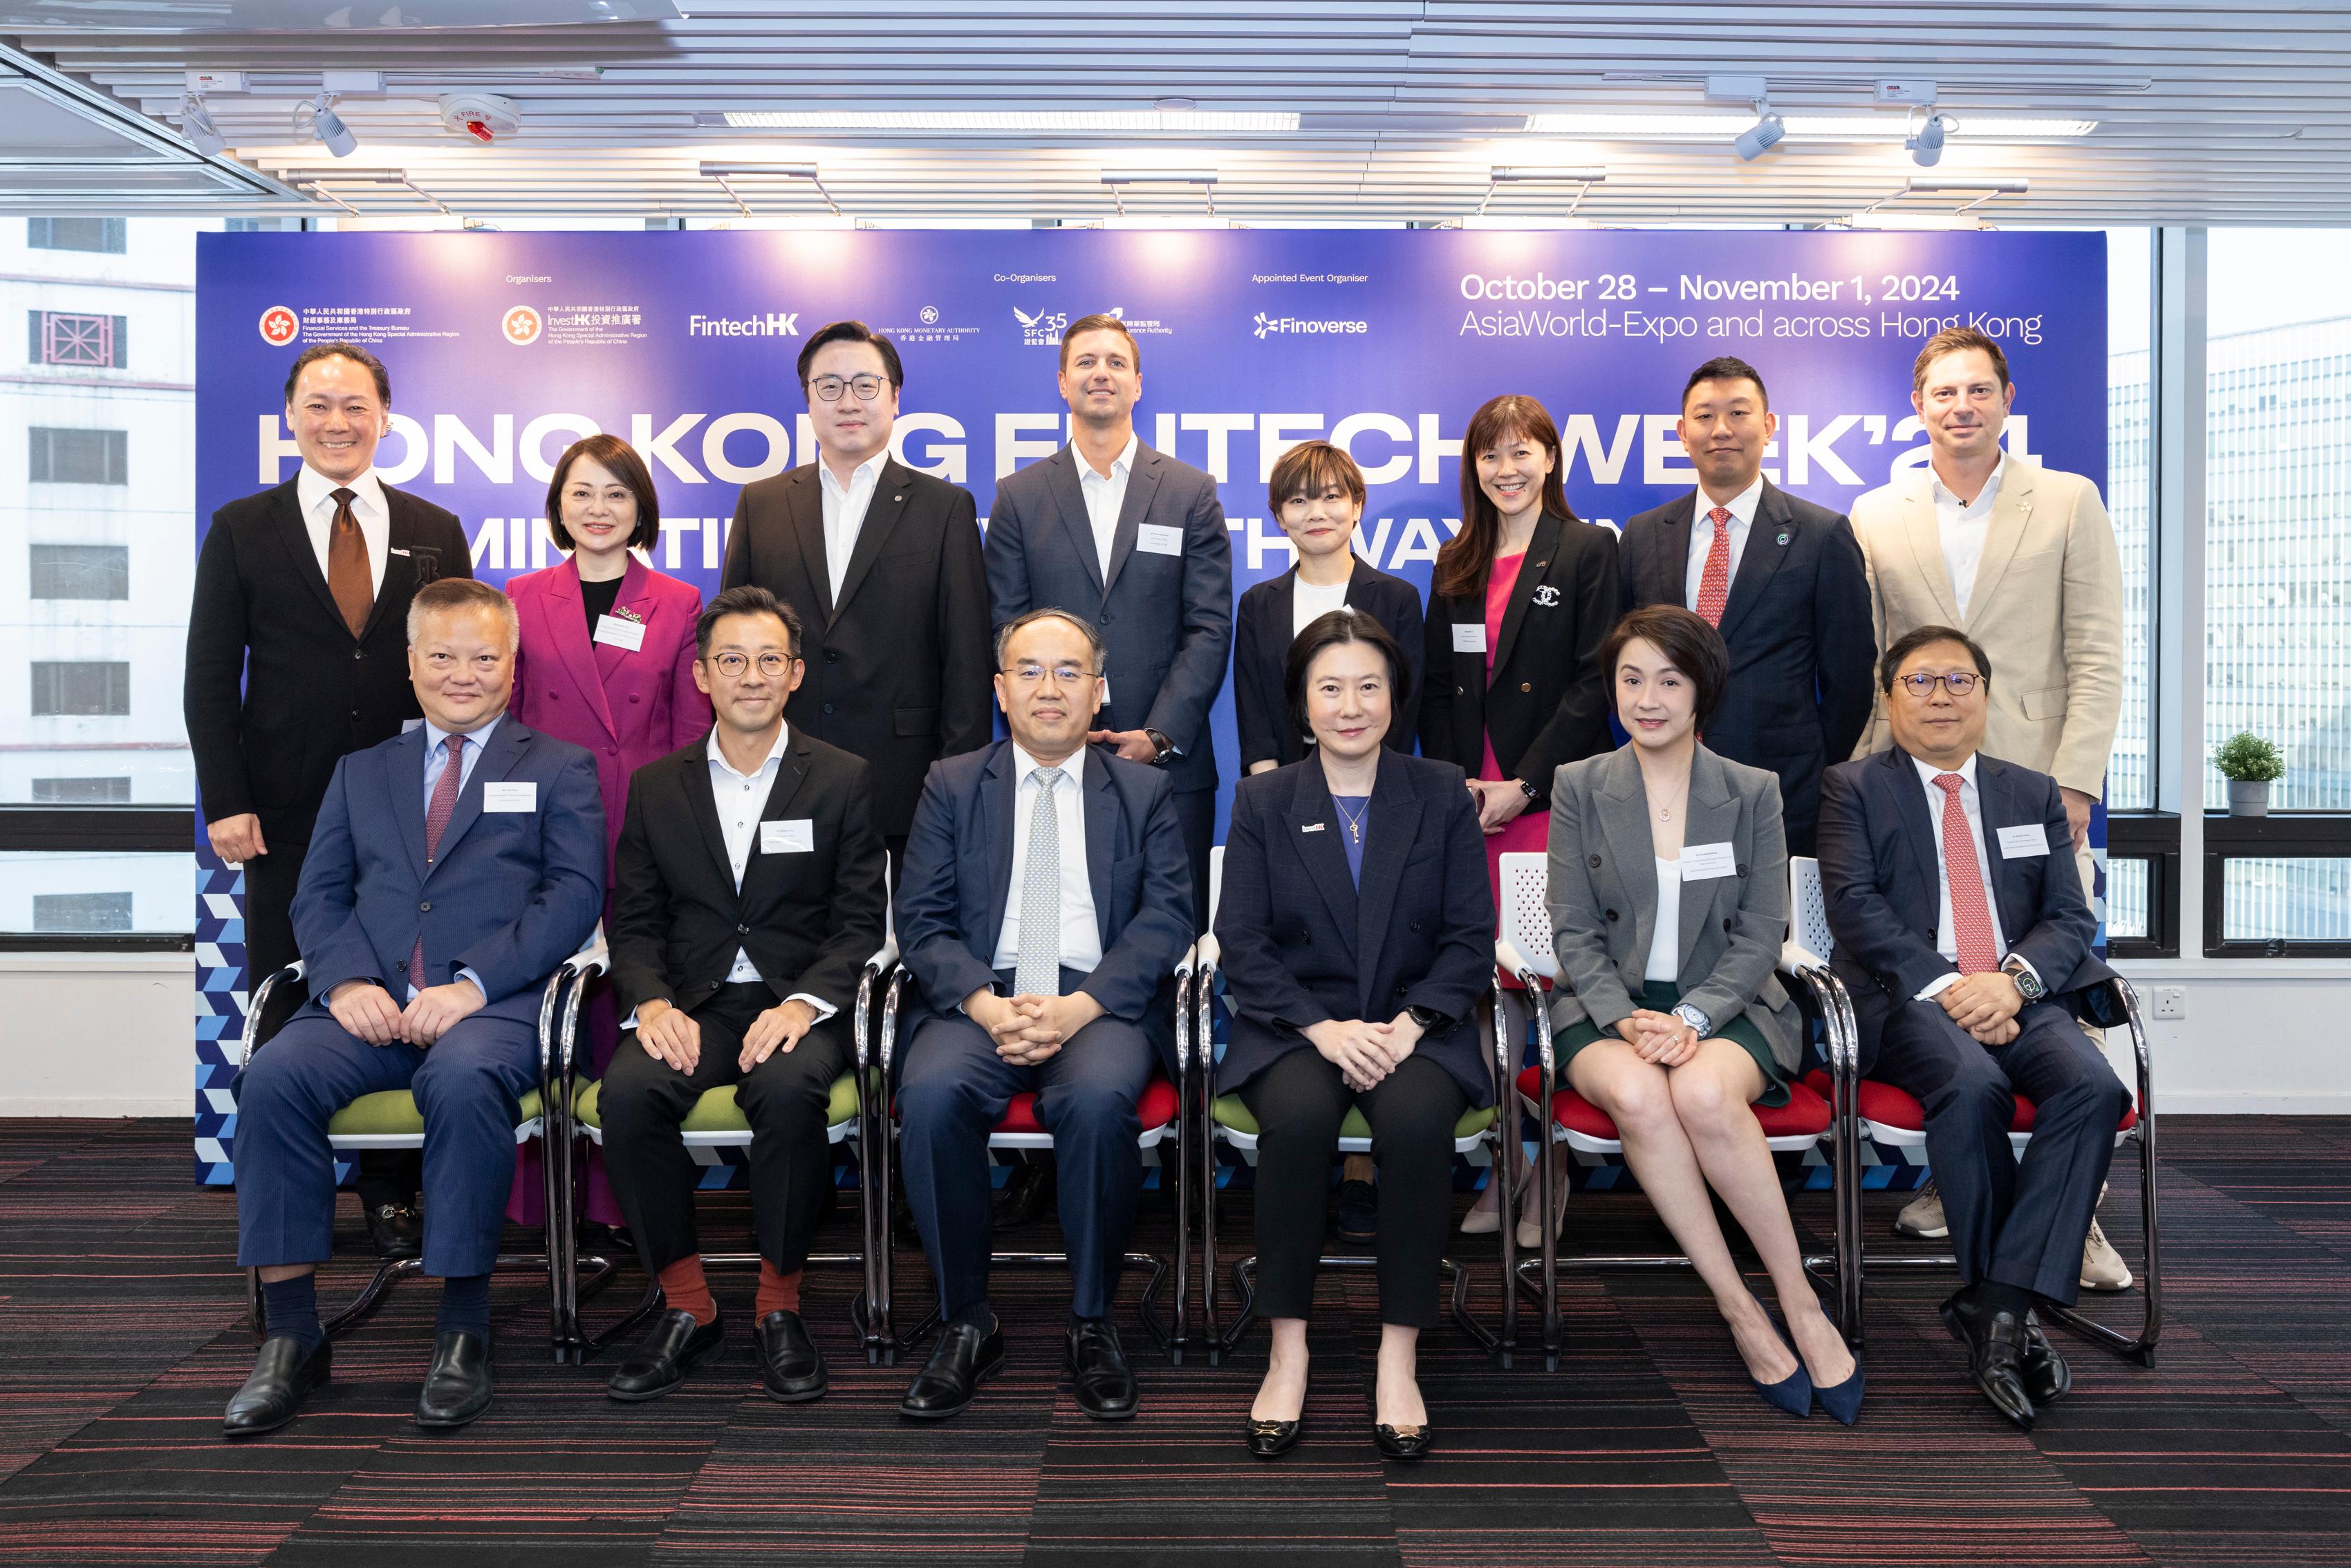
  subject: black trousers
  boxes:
[598,982,849,1276]
[242,837,310,1035]
[1238,1048,1468,1328]
[1873,997,2127,1306]
[1173,787,1214,935]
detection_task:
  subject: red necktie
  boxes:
[409,736,465,990]
[1693,506,1733,626]
[326,487,372,638]
[1933,773,1999,974]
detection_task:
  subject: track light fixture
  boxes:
[1733,108,1784,162]
[179,91,226,156]
[294,91,357,158]
[1907,109,1949,167]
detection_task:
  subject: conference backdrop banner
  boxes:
[192,227,2107,1179]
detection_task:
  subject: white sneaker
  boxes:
[1894,1178,1946,1240]
[2080,1185,2133,1291]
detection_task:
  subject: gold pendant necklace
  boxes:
[1335,795,1370,844]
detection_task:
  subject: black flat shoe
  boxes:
[2020,1311,2070,1406]
[1373,1421,1433,1462]
[223,1336,331,1438]
[363,1202,422,1261]
[1940,1291,2036,1432]
[756,1309,828,1403]
[900,1318,1004,1420]
[415,1329,494,1429]
[1066,1318,1138,1420]
[1244,1415,1303,1458]
[607,1307,725,1402]
[1334,1179,1378,1247]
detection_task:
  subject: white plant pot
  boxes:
[2227,779,2271,816]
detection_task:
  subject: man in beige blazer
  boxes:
[1850,325,2129,1289]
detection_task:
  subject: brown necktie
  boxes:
[326,486,372,637]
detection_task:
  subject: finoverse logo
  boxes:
[1252,312,1368,339]
[687,311,801,337]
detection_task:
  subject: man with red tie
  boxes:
[1620,355,1874,855]
[1816,625,2128,1432]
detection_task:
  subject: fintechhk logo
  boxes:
[687,311,802,338]
[259,305,300,346]
[1252,312,1368,339]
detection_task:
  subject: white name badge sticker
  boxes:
[483,781,537,813]
[761,819,815,855]
[1680,841,1738,880]
[1136,523,1185,557]
[1451,622,1488,654]
[593,614,647,652]
[1997,823,2052,859]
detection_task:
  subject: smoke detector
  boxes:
[438,93,520,144]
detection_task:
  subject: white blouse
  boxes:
[1644,857,1682,983]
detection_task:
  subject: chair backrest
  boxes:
[1789,855,1834,962]
[1209,843,1224,926]
[1496,851,1557,980]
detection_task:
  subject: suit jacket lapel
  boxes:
[1083,750,1118,951]
[1353,750,1422,1009]
[1675,748,1739,972]
[1046,448,1107,599]
[1715,485,1797,646]
[1594,749,1660,973]
[1285,760,1359,955]
[591,554,656,691]
[1962,463,2036,635]
[1977,756,2036,941]
[272,480,351,637]
[551,558,620,738]
[1653,494,1696,607]
[785,468,833,621]
[831,460,913,623]
[1492,512,1561,676]
[735,736,814,914]
[426,720,527,879]
[1898,469,1966,626]
[983,743,1019,951]
[360,488,431,644]
[389,727,431,885]
[1099,447,1163,599]
[680,743,734,893]
[1883,747,1942,920]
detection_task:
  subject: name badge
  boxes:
[1680,841,1738,880]
[483,781,537,813]
[1136,523,1184,557]
[1451,622,1488,654]
[761,819,815,855]
[593,614,647,652]
[1996,823,2051,859]
[1300,821,1326,833]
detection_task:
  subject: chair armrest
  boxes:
[1494,937,1531,978]
[1194,933,1220,973]
[238,961,306,1065]
[1778,939,1825,976]
[562,941,610,982]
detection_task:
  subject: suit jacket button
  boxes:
[419,901,431,912]
[737,924,751,935]
[1099,613,1113,625]
[1736,863,1748,877]
[1605,909,1618,922]
[1456,684,1466,695]
[351,709,361,720]
[821,702,835,715]
[1395,983,1409,996]
[351,647,364,660]
[1588,855,1601,868]
[1520,681,1532,693]
[825,651,840,663]
[630,693,641,702]
[1410,920,1422,933]
[394,959,406,971]
[1723,917,1734,932]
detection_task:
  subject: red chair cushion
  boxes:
[991,1072,1180,1136]
[1803,1070,2139,1135]
[1517,1066,1830,1141]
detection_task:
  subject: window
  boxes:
[26,218,125,254]
[28,427,129,485]
[30,544,129,600]
[28,311,127,369]
[2103,229,2155,811]
[30,778,133,804]
[31,662,131,717]
[31,890,133,933]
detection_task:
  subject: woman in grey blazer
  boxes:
[1547,605,1863,1423]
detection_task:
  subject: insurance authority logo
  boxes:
[259,306,300,346]
[503,304,543,346]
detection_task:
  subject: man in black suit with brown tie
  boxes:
[185,342,472,1256]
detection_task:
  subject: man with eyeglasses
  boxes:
[723,319,992,868]
[888,608,1194,1423]
[595,586,888,1405]
[1816,624,2128,1433]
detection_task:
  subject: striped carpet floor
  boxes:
[1,1117,2349,1566]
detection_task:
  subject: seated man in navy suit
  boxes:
[891,608,1195,1422]
[1817,624,2128,1433]
[225,577,606,1438]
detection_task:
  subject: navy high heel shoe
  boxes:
[1749,1321,1812,1418]
[1812,1356,1866,1426]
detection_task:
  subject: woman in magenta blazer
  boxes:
[508,433,709,1225]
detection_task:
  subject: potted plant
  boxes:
[2214,731,2285,816]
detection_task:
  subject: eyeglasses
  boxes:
[1898,671,1985,697]
[1002,662,1097,689]
[709,651,797,678]
[807,373,886,403]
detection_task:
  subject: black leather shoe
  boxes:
[756,1309,828,1403]
[223,1336,331,1437]
[363,1202,422,1261]
[1373,1421,1434,1461]
[1066,1318,1139,1420]
[608,1308,724,1402]
[993,1159,1052,1229]
[2020,1311,2071,1406]
[1244,1415,1303,1458]
[900,1318,1005,1419]
[1334,1179,1378,1246]
[415,1329,494,1428]
[1940,1291,2036,1431]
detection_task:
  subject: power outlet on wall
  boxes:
[2153,987,2187,1020]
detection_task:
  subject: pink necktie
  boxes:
[409,736,464,989]
[1933,773,1999,974]
[1693,507,1733,626]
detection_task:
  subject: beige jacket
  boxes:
[1850,456,2123,799]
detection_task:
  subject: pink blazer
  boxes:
[509,554,709,875]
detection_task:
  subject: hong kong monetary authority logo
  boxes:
[503,304,543,346]
[1253,312,1368,339]
[259,305,300,345]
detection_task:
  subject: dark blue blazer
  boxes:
[1621,481,1875,855]
[983,442,1233,795]
[290,716,607,1026]
[1213,751,1496,1109]
[893,740,1196,1067]
[1232,558,1425,771]
[1816,744,2115,1066]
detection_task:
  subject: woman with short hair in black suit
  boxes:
[1216,613,1496,1462]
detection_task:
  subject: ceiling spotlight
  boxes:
[295,91,357,158]
[1733,109,1784,162]
[179,91,227,156]
[1907,110,1949,167]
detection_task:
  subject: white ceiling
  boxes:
[7,1,2351,223]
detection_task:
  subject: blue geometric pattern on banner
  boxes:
[194,842,243,1185]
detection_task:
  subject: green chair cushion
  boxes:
[1211,1093,1494,1141]
[327,1088,543,1139]
[573,1072,865,1134]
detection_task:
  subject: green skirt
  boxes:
[1554,979,1790,1108]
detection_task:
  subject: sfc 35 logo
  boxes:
[502,304,543,346]
[258,305,300,346]
[1252,312,1368,339]
[1014,305,1070,346]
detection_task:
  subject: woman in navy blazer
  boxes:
[1215,613,1495,1462]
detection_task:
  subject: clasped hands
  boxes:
[1613,1009,1702,1067]
[327,976,485,1049]
[1305,1011,1426,1093]
[1937,970,2025,1045]
[967,988,1105,1066]
[1462,777,1532,835]
[635,996,818,1074]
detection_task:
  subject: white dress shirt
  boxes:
[415,713,497,1002]
[1076,433,1140,584]
[988,743,1103,977]
[1909,752,2038,1000]
[1684,474,1764,610]
[1931,452,2008,619]
[1292,575,1351,637]
[296,463,389,596]
[817,450,888,606]
[1645,857,1682,983]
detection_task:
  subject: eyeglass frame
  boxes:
[1895,669,1989,698]
[999,662,1101,690]
[704,650,801,678]
[805,372,890,404]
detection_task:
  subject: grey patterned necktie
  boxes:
[1015,766,1066,997]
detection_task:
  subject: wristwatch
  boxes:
[2000,954,2047,1002]
[1671,1002,1713,1037]
[1516,778,1541,803]
[1143,727,1174,766]
[1405,1004,1456,1035]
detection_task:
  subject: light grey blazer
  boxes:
[1544,743,1801,1074]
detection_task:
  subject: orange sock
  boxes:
[756,1261,803,1319]
[658,1256,717,1325]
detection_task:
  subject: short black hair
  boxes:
[1879,623,1992,693]
[696,584,802,661]
[1599,604,1731,731]
[1681,355,1767,413]
[546,433,661,554]
[1284,608,1410,747]
[993,607,1106,671]
[795,319,904,390]
[284,341,390,407]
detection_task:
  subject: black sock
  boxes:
[261,1274,322,1354]
[436,1273,492,1340]
[1978,1281,2036,1320]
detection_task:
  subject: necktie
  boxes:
[1693,505,1734,627]
[326,487,372,638]
[1933,772,1999,974]
[409,736,465,991]
[1014,767,1066,998]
